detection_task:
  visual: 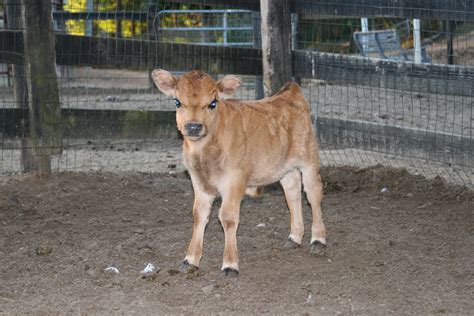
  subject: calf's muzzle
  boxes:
[184,122,204,137]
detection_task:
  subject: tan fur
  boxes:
[152,70,326,273]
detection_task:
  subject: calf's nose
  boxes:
[185,122,203,135]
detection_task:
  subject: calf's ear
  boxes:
[151,69,177,97]
[217,75,241,100]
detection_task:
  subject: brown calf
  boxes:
[152,70,326,276]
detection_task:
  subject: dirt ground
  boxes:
[0,166,473,314]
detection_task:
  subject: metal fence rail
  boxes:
[157,9,254,46]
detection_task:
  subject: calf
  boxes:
[152,70,326,276]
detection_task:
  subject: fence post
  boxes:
[260,0,292,96]
[5,0,33,172]
[446,21,454,65]
[291,13,301,86]
[413,19,421,64]
[147,2,158,89]
[252,11,264,99]
[22,0,62,175]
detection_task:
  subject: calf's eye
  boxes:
[175,99,181,108]
[209,99,217,109]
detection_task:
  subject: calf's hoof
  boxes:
[310,240,327,255]
[284,237,301,249]
[222,267,239,278]
[180,259,198,274]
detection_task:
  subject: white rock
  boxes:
[141,263,155,274]
[104,266,119,274]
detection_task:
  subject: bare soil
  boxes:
[1,166,473,314]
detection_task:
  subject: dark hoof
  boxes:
[222,267,239,277]
[310,240,327,255]
[284,237,301,249]
[180,260,198,274]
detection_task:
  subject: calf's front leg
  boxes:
[219,182,245,277]
[181,189,215,273]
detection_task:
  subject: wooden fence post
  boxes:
[147,2,158,90]
[446,21,455,65]
[5,0,33,172]
[252,11,264,99]
[260,0,292,96]
[22,0,62,175]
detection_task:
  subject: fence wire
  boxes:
[0,0,473,188]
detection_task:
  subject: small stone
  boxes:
[104,266,119,274]
[141,263,155,274]
[35,246,52,256]
[406,193,414,197]
[201,284,215,294]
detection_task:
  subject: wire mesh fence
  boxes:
[0,0,473,188]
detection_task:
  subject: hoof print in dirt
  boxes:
[284,237,301,249]
[310,240,327,255]
[222,268,239,278]
[141,272,159,281]
[167,269,180,276]
[179,260,198,274]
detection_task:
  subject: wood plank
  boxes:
[316,116,473,169]
[0,31,262,75]
[54,34,262,75]
[52,11,148,21]
[135,0,474,21]
[0,30,23,64]
[2,108,471,168]
[293,50,474,97]
[0,108,176,140]
[2,31,473,97]
[292,0,474,21]
[159,0,259,11]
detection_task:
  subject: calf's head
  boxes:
[152,70,241,141]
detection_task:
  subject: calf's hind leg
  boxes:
[219,182,245,277]
[301,165,326,254]
[280,169,304,247]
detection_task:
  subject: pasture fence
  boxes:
[0,0,472,188]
